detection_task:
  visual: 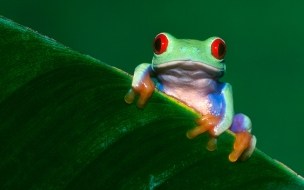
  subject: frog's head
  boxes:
[152,32,226,78]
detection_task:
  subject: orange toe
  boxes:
[186,125,210,139]
[229,131,252,162]
[124,89,136,104]
[229,149,242,162]
[206,136,217,151]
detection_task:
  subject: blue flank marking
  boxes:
[156,82,164,92]
[207,82,226,116]
[207,93,223,116]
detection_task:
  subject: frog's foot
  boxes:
[229,113,256,162]
[124,74,155,109]
[229,131,257,162]
[186,114,221,151]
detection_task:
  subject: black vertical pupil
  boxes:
[218,42,225,56]
[154,38,161,52]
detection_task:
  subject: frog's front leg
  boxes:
[124,63,155,109]
[187,83,234,152]
[229,114,257,162]
[187,114,221,151]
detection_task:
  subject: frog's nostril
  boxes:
[180,46,186,51]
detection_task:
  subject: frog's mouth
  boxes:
[153,60,224,78]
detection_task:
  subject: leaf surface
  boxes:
[0,16,303,189]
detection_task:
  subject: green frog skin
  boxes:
[124,33,256,162]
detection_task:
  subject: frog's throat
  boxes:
[152,60,224,78]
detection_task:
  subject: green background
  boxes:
[1,0,303,177]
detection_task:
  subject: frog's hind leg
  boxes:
[229,113,257,162]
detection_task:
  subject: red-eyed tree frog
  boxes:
[124,33,257,162]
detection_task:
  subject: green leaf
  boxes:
[0,16,303,189]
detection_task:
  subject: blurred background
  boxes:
[1,0,303,176]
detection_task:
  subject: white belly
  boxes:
[157,72,222,115]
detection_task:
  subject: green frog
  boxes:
[124,33,256,162]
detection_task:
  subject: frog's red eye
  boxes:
[153,33,169,54]
[211,38,226,59]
